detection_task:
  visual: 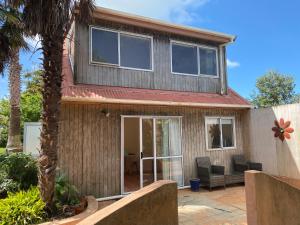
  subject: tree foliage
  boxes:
[0,2,28,73]
[250,71,298,108]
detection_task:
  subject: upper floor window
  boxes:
[90,27,153,71]
[171,41,218,77]
[205,117,236,150]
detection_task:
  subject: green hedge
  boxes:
[0,187,45,225]
[0,153,38,198]
[1,153,38,190]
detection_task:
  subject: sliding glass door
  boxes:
[122,116,183,194]
[140,117,183,189]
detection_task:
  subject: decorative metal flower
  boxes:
[272,118,294,142]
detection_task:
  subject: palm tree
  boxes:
[0,4,28,153]
[6,48,22,153]
[8,0,95,212]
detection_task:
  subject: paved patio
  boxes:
[178,185,247,225]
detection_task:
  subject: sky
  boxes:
[1,0,300,99]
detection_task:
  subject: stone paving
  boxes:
[178,185,247,225]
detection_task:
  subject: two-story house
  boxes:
[60,6,251,199]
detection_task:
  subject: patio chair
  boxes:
[196,157,225,191]
[232,154,263,172]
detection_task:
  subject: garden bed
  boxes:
[40,196,98,225]
[0,153,96,224]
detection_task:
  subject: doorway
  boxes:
[121,116,183,194]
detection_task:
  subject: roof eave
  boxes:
[81,6,236,44]
[61,96,252,109]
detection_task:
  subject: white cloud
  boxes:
[96,0,210,24]
[227,59,240,69]
[25,35,42,51]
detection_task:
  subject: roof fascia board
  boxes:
[76,7,236,44]
[62,96,252,109]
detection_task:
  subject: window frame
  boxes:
[68,22,75,72]
[170,40,219,78]
[90,26,154,72]
[205,116,236,151]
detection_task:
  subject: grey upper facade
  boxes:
[69,7,235,94]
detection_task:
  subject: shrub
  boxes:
[0,187,45,225]
[0,129,8,148]
[0,171,18,198]
[1,153,38,190]
[55,174,80,206]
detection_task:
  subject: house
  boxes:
[59,6,251,199]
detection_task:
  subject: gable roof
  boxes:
[78,6,236,44]
[62,49,251,109]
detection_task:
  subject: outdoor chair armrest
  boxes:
[235,163,249,172]
[211,165,225,175]
[197,166,210,178]
[248,162,262,171]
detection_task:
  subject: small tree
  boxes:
[250,71,298,108]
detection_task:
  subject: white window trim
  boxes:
[205,116,236,151]
[68,23,75,73]
[89,26,154,72]
[170,40,219,78]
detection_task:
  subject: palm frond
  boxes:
[0,5,19,25]
[0,4,29,73]
[0,31,10,73]
[77,0,95,24]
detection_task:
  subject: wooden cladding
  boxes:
[74,20,226,93]
[58,103,246,198]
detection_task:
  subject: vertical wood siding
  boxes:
[74,20,225,93]
[58,103,247,198]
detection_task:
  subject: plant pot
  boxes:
[73,197,88,215]
[190,178,200,192]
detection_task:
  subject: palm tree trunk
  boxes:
[6,48,22,153]
[38,33,64,212]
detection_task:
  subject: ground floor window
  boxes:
[205,117,236,150]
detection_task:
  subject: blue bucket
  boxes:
[190,178,200,192]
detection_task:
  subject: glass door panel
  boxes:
[141,118,155,188]
[156,118,183,187]
[156,118,182,157]
[142,159,155,187]
[157,158,183,186]
[169,118,182,156]
[124,117,140,193]
[142,119,154,157]
[156,119,170,157]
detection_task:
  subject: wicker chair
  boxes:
[232,154,263,172]
[225,155,262,185]
[196,157,225,191]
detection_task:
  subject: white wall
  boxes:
[23,122,41,156]
[245,104,300,179]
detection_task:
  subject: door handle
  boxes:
[141,152,144,159]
